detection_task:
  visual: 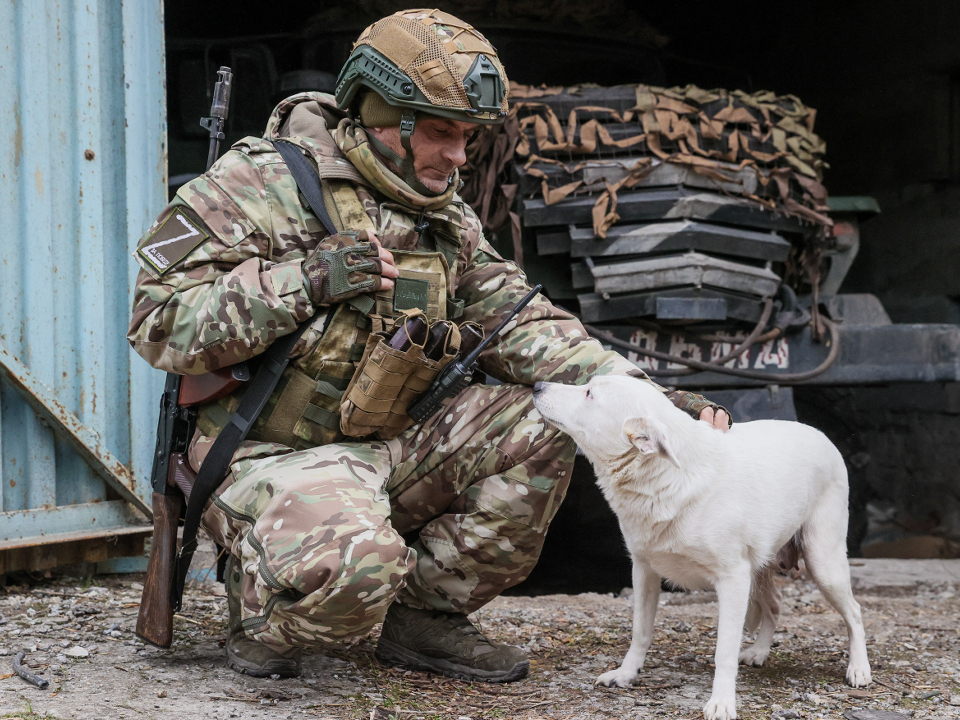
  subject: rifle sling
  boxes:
[171,139,339,611]
[273,139,340,236]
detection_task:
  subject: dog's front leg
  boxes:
[596,556,660,688]
[703,570,752,720]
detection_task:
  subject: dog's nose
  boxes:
[533,381,545,394]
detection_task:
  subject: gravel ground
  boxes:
[0,559,958,720]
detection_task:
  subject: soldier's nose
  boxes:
[533,382,545,394]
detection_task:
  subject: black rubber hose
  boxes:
[585,317,840,384]
[643,298,775,377]
[13,650,49,690]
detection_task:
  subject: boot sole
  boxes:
[226,648,301,679]
[375,639,529,683]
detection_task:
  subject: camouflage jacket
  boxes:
[128,94,717,425]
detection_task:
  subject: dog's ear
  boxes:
[623,417,681,469]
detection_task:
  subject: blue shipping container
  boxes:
[0,0,166,571]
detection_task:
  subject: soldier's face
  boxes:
[368,117,478,193]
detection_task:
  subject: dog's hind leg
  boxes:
[743,598,761,639]
[802,491,872,688]
[739,564,781,667]
[596,556,660,688]
[704,564,752,720]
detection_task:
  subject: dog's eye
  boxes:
[585,388,592,399]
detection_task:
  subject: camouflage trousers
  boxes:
[201,383,574,653]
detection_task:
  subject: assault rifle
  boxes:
[136,66,233,649]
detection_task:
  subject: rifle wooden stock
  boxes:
[136,488,183,648]
[179,367,242,408]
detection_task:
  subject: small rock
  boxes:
[777,711,800,719]
[64,646,89,658]
[55,654,68,663]
[59,640,71,648]
[949,695,960,707]
[157,690,167,698]
[71,603,101,617]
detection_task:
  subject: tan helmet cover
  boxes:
[347,8,509,123]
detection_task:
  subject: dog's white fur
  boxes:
[533,376,871,720]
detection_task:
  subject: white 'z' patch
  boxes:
[137,209,209,275]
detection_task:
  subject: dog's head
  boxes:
[533,375,681,469]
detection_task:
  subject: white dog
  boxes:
[532,375,871,720]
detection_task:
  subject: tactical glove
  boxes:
[301,232,384,306]
[667,390,732,427]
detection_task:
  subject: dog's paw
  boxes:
[703,695,738,720]
[846,663,872,688]
[738,645,770,667]
[595,667,638,688]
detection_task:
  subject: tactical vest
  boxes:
[194,178,466,452]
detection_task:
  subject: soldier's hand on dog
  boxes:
[699,406,730,432]
[302,230,400,304]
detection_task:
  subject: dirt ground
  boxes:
[0,559,958,720]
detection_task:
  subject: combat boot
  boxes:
[375,602,528,683]
[225,554,301,678]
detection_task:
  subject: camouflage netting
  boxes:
[460,84,831,242]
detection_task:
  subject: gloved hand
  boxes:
[301,230,395,306]
[666,390,732,430]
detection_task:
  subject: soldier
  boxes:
[128,9,729,683]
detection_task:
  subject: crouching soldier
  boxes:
[128,8,728,683]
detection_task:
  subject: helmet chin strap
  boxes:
[364,110,448,198]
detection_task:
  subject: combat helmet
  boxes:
[335,8,509,193]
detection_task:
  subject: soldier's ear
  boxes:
[623,417,681,468]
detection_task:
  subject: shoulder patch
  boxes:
[137,209,210,274]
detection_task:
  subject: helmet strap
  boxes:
[365,110,447,198]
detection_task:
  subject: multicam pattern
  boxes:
[201,383,572,650]
[301,233,384,305]
[667,390,732,425]
[129,92,723,650]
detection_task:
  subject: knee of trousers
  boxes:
[242,522,416,649]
